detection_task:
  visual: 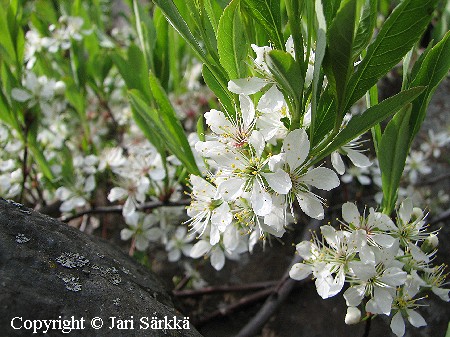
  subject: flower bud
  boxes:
[421,234,439,254]
[54,81,66,95]
[345,306,361,325]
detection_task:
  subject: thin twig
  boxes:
[362,315,372,337]
[173,280,278,297]
[235,218,322,337]
[193,287,275,327]
[60,199,190,222]
[174,274,191,292]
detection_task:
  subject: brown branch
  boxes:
[59,199,190,222]
[173,280,278,297]
[193,287,275,327]
[235,218,322,337]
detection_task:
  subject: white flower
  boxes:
[256,85,290,143]
[165,227,194,262]
[277,128,339,220]
[121,212,162,251]
[405,150,431,184]
[331,139,371,175]
[420,129,450,158]
[107,176,149,216]
[190,239,226,271]
[185,175,232,245]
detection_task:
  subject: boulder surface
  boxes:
[0,198,202,336]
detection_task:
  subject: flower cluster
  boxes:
[289,199,449,336]
[184,36,377,270]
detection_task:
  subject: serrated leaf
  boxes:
[322,0,342,25]
[204,0,224,36]
[352,0,377,59]
[344,0,438,112]
[310,0,327,144]
[312,89,336,148]
[147,73,200,175]
[153,0,206,62]
[317,87,425,162]
[325,0,357,121]
[202,64,235,116]
[379,105,412,214]
[408,31,450,142]
[217,0,248,79]
[242,0,283,50]
[266,50,303,128]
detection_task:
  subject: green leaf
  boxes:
[204,0,224,36]
[408,31,450,142]
[111,45,151,100]
[217,0,248,79]
[379,105,412,214]
[352,0,377,59]
[129,91,165,155]
[266,50,303,128]
[153,0,206,62]
[311,89,336,148]
[285,0,304,74]
[148,73,200,175]
[325,0,356,122]
[202,64,235,115]
[322,0,342,25]
[309,0,327,144]
[130,90,201,175]
[344,0,438,112]
[242,0,283,50]
[316,87,425,162]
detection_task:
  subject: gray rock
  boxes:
[0,198,202,337]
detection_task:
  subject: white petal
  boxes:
[217,177,245,201]
[390,312,405,337]
[320,225,338,248]
[211,202,232,230]
[399,198,413,224]
[432,287,450,301]
[373,233,397,248]
[108,187,127,202]
[251,181,272,216]
[257,85,284,113]
[262,170,292,194]
[228,77,268,95]
[11,88,32,102]
[210,223,220,246]
[135,237,149,251]
[120,228,134,241]
[381,267,408,286]
[239,94,255,130]
[357,175,371,185]
[331,152,345,175]
[190,240,212,258]
[374,287,393,315]
[210,249,225,270]
[406,309,426,327]
[408,242,429,263]
[346,148,371,168]
[345,307,361,325]
[301,167,340,191]
[289,263,313,280]
[296,192,324,220]
[283,128,309,171]
[249,130,265,157]
[342,202,361,226]
[344,285,365,307]
[359,244,376,265]
[204,109,232,135]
